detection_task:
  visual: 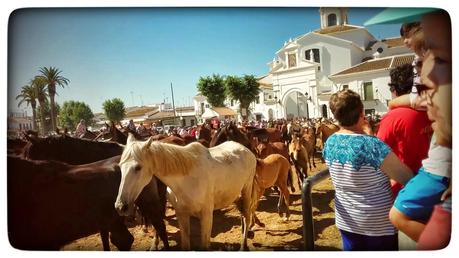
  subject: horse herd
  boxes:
[7,120,340,251]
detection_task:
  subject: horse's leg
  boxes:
[100,229,110,251]
[252,211,265,228]
[240,183,256,251]
[278,183,291,221]
[277,191,284,217]
[176,211,191,250]
[200,207,214,250]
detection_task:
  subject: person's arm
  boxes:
[388,94,411,110]
[380,152,414,185]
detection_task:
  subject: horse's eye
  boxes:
[134,164,142,171]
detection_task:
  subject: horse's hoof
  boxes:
[248,231,255,239]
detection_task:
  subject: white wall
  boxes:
[333,70,391,115]
[332,29,375,50]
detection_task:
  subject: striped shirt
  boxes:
[324,133,395,236]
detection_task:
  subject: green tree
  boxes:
[102,98,126,125]
[31,76,49,135]
[16,84,39,131]
[59,101,94,131]
[197,74,226,107]
[225,75,260,120]
[39,66,70,132]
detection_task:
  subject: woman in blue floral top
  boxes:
[323,89,413,251]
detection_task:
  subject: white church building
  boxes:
[194,7,414,122]
[259,7,413,120]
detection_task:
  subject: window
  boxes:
[377,47,384,53]
[363,82,374,100]
[328,13,337,26]
[255,96,260,104]
[305,49,320,63]
[312,49,320,63]
[288,53,296,68]
[342,85,349,90]
[190,119,195,126]
[205,104,210,108]
[268,94,272,99]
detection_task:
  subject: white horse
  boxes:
[115,134,259,250]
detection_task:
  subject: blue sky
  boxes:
[8,7,402,114]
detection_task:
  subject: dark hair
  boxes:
[388,63,414,96]
[329,89,363,127]
[400,22,421,38]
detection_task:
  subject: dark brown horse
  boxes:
[8,155,133,250]
[209,123,255,154]
[21,134,170,250]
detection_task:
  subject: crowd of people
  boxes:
[323,9,451,250]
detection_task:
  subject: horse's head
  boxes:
[289,136,303,161]
[115,134,154,216]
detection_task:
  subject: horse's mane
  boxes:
[121,141,204,176]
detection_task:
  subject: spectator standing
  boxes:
[74,119,86,138]
[323,89,413,251]
[377,64,432,196]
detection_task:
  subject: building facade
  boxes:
[265,7,410,119]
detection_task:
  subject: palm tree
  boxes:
[15,84,39,131]
[31,76,49,135]
[39,66,69,132]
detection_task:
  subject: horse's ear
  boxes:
[144,136,154,149]
[127,133,136,144]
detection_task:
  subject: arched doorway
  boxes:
[322,104,328,118]
[268,109,274,121]
[284,90,308,119]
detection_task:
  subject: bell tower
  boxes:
[319,7,349,29]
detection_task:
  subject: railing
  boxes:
[301,168,330,251]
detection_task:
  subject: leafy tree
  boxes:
[16,84,39,131]
[225,75,260,119]
[59,101,94,131]
[197,74,226,107]
[102,98,125,125]
[39,66,69,132]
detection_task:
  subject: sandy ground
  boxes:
[62,158,341,251]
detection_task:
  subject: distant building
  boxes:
[8,111,34,137]
[193,8,412,121]
[264,7,411,119]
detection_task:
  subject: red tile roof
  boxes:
[332,54,414,77]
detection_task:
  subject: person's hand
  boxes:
[441,182,452,201]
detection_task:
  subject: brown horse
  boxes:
[21,133,170,250]
[253,154,291,227]
[256,141,295,192]
[8,155,133,250]
[288,135,310,188]
[300,126,317,169]
[209,123,256,154]
[315,122,340,150]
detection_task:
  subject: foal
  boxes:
[253,154,291,227]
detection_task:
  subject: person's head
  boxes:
[388,63,414,97]
[419,10,452,147]
[80,119,85,125]
[329,89,364,127]
[400,22,421,50]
